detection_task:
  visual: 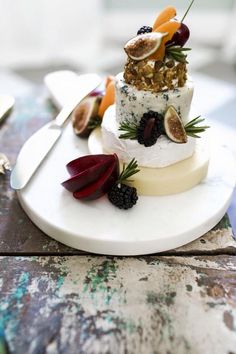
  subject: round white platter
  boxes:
[17,123,236,256]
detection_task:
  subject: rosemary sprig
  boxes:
[119,120,138,140]
[88,116,102,130]
[117,158,140,184]
[181,0,195,23]
[166,46,191,63]
[185,116,210,138]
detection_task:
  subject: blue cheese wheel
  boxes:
[115,72,194,125]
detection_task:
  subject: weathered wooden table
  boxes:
[0,71,236,354]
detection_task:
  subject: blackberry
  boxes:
[137,111,164,147]
[137,26,152,35]
[108,184,138,210]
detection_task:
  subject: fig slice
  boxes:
[73,158,119,201]
[66,154,116,176]
[124,32,168,61]
[72,96,101,138]
[164,106,187,144]
[62,158,114,193]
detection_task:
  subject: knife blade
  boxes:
[10,73,102,190]
[0,95,15,124]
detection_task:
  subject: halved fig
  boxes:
[164,106,187,144]
[62,154,119,200]
[72,96,102,138]
[124,32,167,61]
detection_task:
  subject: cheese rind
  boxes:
[88,127,210,196]
[102,105,196,168]
[115,72,194,125]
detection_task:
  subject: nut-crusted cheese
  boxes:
[102,105,196,168]
[115,72,194,125]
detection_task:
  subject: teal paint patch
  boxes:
[83,260,118,292]
[0,271,30,342]
[15,272,29,299]
[83,260,118,305]
[56,275,65,290]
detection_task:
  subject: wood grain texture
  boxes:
[0,87,235,255]
[0,255,236,354]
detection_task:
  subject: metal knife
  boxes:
[0,95,15,124]
[10,73,102,190]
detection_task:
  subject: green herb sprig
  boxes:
[185,116,210,138]
[88,116,102,130]
[119,120,138,140]
[117,158,140,184]
[119,115,210,142]
[166,46,191,64]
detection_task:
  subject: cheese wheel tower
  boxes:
[102,72,195,168]
[99,6,210,194]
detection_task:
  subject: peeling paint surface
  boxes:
[0,256,236,354]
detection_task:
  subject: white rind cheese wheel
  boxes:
[115,72,194,125]
[101,105,196,168]
[88,127,210,196]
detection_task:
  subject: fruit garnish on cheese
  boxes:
[72,76,116,138]
[98,77,115,118]
[124,32,168,61]
[72,96,102,138]
[164,106,187,144]
[62,154,140,209]
[123,2,195,92]
[62,154,119,200]
[118,107,209,146]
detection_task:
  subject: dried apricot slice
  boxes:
[153,6,177,31]
[105,75,115,89]
[150,21,181,61]
[98,79,115,118]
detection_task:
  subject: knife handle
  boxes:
[44,70,82,109]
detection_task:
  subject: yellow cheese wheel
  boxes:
[88,128,210,196]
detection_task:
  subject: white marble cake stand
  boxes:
[17,123,236,256]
